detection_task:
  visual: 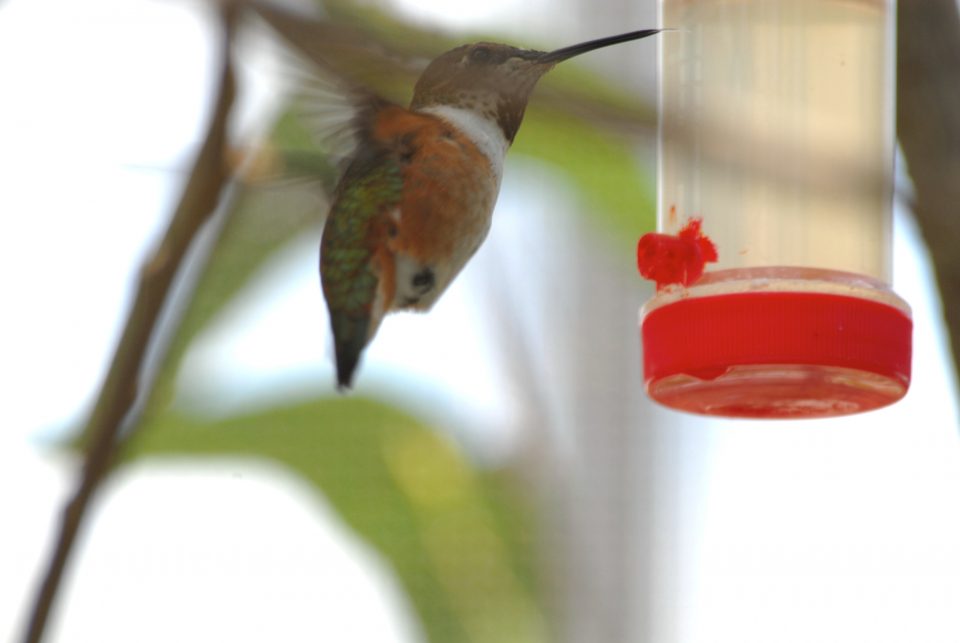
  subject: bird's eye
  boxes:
[469,46,492,63]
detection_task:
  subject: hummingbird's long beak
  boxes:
[537,29,661,64]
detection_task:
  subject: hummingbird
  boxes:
[307,28,660,388]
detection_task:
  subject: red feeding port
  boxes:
[637,218,718,289]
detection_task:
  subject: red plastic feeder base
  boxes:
[641,291,912,418]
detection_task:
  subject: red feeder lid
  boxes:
[641,291,912,418]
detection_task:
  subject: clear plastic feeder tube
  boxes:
[642,0,911,418]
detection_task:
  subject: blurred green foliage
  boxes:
[514,107,655,246]
[126,397,544,643]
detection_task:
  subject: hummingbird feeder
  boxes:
[638,0,911,418]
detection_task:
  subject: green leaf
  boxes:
[514,107,656,246]
[127,398,547,643]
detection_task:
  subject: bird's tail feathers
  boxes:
[330,312,371,391]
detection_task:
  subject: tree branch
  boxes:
[897,0,960,387]
[20,6,238,642]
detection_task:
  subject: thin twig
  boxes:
[20,6,238,642]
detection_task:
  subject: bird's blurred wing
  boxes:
[246,1,414,178]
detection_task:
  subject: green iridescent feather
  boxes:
[321,149,404,387]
